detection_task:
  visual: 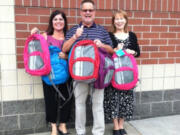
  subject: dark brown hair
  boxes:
[46,10,68,35]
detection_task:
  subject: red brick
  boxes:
[170,13,180,18]
[176,46,180,51]
[143,33,159,38]
[138,0,144,10]
[62,0,69,8]
[129,19,142,25]
[126,0,131,10]
[159,46,175,51]
[150,0,156,11]
[15,0,22,6]
[15,7,27,14]
[40,16,49,23]
[32,0,39,6]
[174,0,179,11]
[159,58,175,64]
[24,0,31,6]
[151,40,167,45]
[139,53,150,58]
[119,0,125,10]
[15,15,39,23]
[133,26,150,32]
[112,0,118,9]
[70,0,77,8]
[152,12,169,18]
[28,8,50,15]
[176,58,180,63]
[67,17,77,24]
[142,46,159,51]
[16,40,26,46]
[136,59,141,65]
[47,0,54,7]
[17,62,24,68]
[138,39,150,45]
[40,0,46,7]
[16,32,30,39]
[16,47,24,54]
[168,39,180,44]
[151,26,168,32]
[96,11,112,17]
[16,24,28,30]
[161,19,177,25]
[16,54,24,61]
[29,24,48,31]
[168,0,173,11]
[157,0,162,11]
[160,33,176,38]
[141,59,158,64]
[69,9,76,16]
[162,0,168,11]
[134,12,151,18]
[150,52,167,58]
[143,19,160,25]
[106,0,112,9]
[168,52,180,57]
[105,18,111,25]
[132,0,137,10]
[144,0,150,10]
[99,0,105,9]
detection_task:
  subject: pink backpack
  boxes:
[111,50,138,90]
[24,34,51,76]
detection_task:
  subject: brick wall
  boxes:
[15,0,180,68]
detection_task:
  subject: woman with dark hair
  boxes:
[31,10,72,135]
[104,10,140,135]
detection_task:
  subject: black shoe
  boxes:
[58,129,69,135]
[113,130,120,135]
[119,129,127,135]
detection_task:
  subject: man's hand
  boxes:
[73,25,84,39]
[94,39,103,48]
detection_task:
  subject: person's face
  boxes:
[114,14,126,31]
[80,2,95,26]
[52,14,65,31]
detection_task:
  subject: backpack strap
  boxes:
[48,75,66,101]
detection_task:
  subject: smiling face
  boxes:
[80,2,95,27]
[52,14,65,31]
[114,14,127,32]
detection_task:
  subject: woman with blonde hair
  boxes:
[104,10,140,135]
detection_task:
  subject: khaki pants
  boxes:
[74,82,105,135]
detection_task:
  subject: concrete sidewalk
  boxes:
[28,115,180,135]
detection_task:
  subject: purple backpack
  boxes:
[94,48,114,89]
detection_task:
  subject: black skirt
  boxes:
[104,85,134,121]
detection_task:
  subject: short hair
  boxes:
[112,10,128,33]
[46,10,68,35]
[80,0,96,9]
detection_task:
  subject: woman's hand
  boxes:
[31,27,40,35]
[126,48,136,55]
[59,52,68,59]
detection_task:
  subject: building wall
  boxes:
[0,0,180,134]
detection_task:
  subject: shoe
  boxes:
[113,130,120,135]
[119,129,127,135]
[58,129,70,135]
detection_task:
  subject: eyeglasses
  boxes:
[82,9,94,13]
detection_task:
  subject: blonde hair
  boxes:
[112,10,128,33]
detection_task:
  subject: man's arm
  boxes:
[62,25,84,53]
[62,35,77,53]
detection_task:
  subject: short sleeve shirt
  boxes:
[65,22,112,49]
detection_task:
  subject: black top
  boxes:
[109,32,140,57]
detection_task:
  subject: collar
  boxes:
[79,22,97,28]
